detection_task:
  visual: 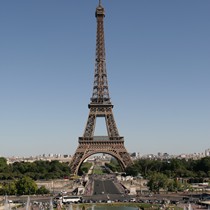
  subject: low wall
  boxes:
[36,179,75,192]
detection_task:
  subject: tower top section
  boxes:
[91,0,110,105]
[95,0,105,17]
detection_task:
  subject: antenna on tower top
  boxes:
[99,0,102,6]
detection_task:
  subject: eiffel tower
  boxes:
[70,1,132,175]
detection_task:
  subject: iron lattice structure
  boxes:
[70,1,132,174]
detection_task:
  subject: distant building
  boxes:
[130,152,140,159]
[205,148,210,157]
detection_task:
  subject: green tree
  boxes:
[147,173,168,193]
[167,179,182,192]
[37,186,50,195]
[125,163,141,177]
[16,176,38,195]
[1,181,17,195]
[0,157,8,172]
[195,157,210,174]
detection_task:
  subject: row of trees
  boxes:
[126,157,210,179]
[147,173,187,193]
[0,176,49,195]
[0,157,69,195]
[3,156,209,181]
[124,157,210,193]
[0,157,71,180]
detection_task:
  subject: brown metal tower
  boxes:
[70,1,132,174]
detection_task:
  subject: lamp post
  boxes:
[140,177,142,195]
[137,173,143,197]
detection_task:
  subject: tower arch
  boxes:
[75,151,126,175]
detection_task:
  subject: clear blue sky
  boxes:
[0,0,209,157]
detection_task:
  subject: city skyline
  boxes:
[1,0,210,157]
